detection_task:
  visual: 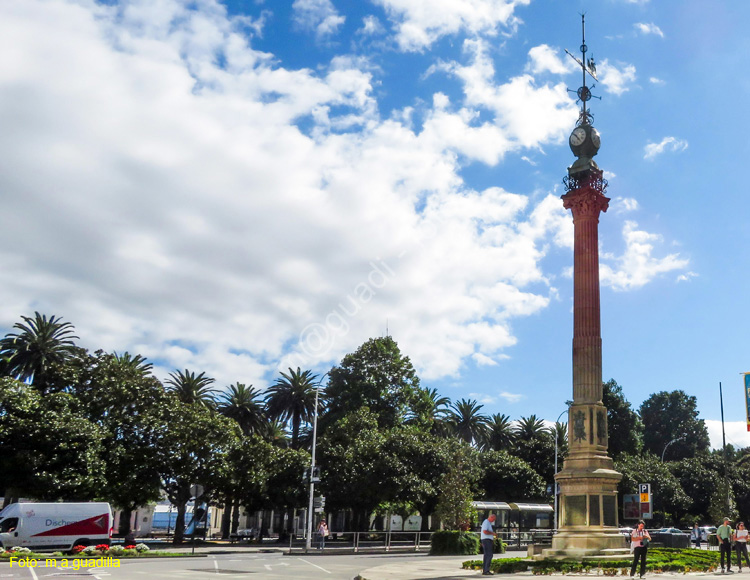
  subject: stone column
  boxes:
[543,168,627,560]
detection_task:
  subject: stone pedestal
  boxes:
[541,167,628,560]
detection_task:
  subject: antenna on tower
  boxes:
[565,13,601,126]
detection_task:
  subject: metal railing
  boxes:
[288,531,434,552]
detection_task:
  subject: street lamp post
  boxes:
[661,435,686,462]
[305,376,324,552]
[553,406,570,532]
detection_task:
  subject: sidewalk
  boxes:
[356,556,482,579]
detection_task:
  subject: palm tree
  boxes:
[482,413,515,452]
[448,398,489,446]
[265,367,318,449]
[0,312,79,391]
[424,387,453,436]
[113,351,153,377]
[262,420,290,448]
[165,369,216,407]
[218,383,266,436]
[514,415,547,440]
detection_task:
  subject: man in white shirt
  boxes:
[481,514,497,576]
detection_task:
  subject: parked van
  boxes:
[0,502,112,551]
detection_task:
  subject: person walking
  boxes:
[690,524,702,549]
[316,519,328,550]
[481,514,497,576]
[630,520,651,578]
[734,522,750,571]
[718,517,734,573]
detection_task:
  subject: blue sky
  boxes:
[1,0,748,448]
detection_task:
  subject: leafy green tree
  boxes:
[603,379,642,457]
[156,397,239,544]
[479,449,547,501]
[0,377,105,505]
[0,312,79,393]
[482,413,515,452]
[165,369,217,407]
[434,456,478,530]
[263,446,311,535]
[671,456,718,524]
[325,336,422,430]
[615,452,692,526]
[265,367,318,449]
[448,399,489,446]
[219,383,266,436]
[640,390,710,460]
[513,415,555,482]
[68,350,167,534]
[317,408,389,530]
[215,435,275,538]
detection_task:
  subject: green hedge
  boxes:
[462,547,722,575]
[430,530,480,555]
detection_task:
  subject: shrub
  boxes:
[10,547,31,553]
[72,545,86,554]
[108,545,125,556]
[430,530,480,555]
[493,537,507,554]
[82,546,97,555]
[135,543,150,553]
[95,544,109,551]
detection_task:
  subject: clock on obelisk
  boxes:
[543,15,629,559]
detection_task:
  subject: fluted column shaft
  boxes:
[562,182,609,405]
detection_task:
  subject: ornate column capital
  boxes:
[561,169,610,219]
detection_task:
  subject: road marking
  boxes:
[28,566,38,580]
[263,565,272,571]
[213,559,219,574]
[299,558,331,574]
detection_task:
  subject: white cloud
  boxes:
[649,77,665,85]
[597,59,637,96]
[600,222,690,291]
[676,271,698,283]
[644,136,688,160]
[612,197,640,213]
[634,22,664,38]
[499,391,523,403]
[372,0,531,52]
[0,0,599,387]
[292,0,345,39]
[526,44,572,76]
[358,15,385,36]
[472,352,498,366]
[706,420,750,450]
[432,38,579,152]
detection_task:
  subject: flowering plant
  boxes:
[135,543,150,553]
[124,545,137,550]
[72,545,86,554]
[82,546,97,555]
[95,544,110,551]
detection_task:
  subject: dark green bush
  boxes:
[430,530,480,555]
[462,548,721,574]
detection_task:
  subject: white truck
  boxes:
[0,502,112,551]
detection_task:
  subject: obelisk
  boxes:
[544,16,628,559]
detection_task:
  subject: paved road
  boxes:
[0,551,470,580]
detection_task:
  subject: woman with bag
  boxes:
[734,522,750,571]
[630,520,651,578]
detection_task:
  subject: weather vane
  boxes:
[565,13,600,126]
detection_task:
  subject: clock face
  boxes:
[569,127,586,147]
[591,128,601,148]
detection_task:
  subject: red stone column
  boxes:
[561,170,610,406]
